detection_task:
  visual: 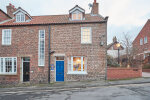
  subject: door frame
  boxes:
[55,57,64,82]
[22,57,30,82]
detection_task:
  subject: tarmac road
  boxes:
[0,83,150,100]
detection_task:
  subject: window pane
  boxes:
[72,13,77,20]
[5,58,12,72]
[38,30,45,66]
[14,58,17,72]
[0,58,3,72]
[78,13,82,20]
[3,29,11,45]
[73,57,81,71]
[72,13,82,20]
[81,28,91,43]
[56,57,64,60]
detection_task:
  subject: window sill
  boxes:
[38,65,45,67]
[67,71,87,75]
[2,44,11,46]
[0,73,17,76]
[81,43,92,45]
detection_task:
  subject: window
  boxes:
[144,36,148,44]
[16,13,25,22]
[81,27,92,44]
[0,57,17,74]
[72,11,82,20]
[140,38,143,45]
[2,29,12,45]
[38,30,45,66]
[68,56,87,74]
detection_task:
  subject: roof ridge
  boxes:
[31,13,92,17]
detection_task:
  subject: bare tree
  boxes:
[121,33,134,67]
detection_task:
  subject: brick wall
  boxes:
[0,22,107,84]
[107,67,142,80]
[50,23,107,82]
[0,10,10,22]
[0,26,49,84]
[133,20,150,60]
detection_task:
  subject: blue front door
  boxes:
[56,61,64,82]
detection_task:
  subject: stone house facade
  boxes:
[0,0,108,84]
[133,19,150,61]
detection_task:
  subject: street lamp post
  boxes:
[116,43,121,65]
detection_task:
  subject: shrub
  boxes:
[143,64,150,69]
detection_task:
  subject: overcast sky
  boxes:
[1,0,150,44]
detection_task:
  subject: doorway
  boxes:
[22,57,30,82]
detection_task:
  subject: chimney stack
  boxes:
[7,3,16,18]
[91,0,99,15]
[113,37,117,43]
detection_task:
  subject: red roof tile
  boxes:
[0,14,106,26]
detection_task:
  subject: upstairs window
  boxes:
[140,38,143,45]
[38,30,45,66]
[16,13,25,22]
[144,36,148,44]
[2,29,12,45]
[69,5,85,21]
[72,12,82,20]
[81,27,92,44]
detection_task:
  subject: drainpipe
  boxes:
[105,16,109,80]
[48,25,51,84]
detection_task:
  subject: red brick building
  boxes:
[133,20,150,61]
[0,0,108,84]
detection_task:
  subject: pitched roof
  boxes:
[69,5,85,13]
[133,19,150,44]
[13,7,32,19]
[0,9,12,19]
[0,14,106,27]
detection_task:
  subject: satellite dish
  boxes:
[88,3,93,9]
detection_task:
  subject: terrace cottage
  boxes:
[0,0,108,84]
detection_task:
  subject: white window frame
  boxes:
[72,10,83,20]
[67,56,87,74]
[16,12,25,22]
[81,27,92,44]
[2,29,12,45]
[0,57,17,75]
[140,38,143,45]
[38,30,45,66]
[144,36,148,44]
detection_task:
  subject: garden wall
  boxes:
[107,67,142,80]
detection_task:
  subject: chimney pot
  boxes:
[94,0,96,3]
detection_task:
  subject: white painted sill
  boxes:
[0,73,17,76]
[67,71,87,75]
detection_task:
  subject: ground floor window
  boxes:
[68,56,87,74]
[0,57,17,74]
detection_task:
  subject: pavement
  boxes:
[0,78,150,93]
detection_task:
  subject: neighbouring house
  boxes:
[0,0,108,84]
[107,37,125,58]
[133,19,150,62]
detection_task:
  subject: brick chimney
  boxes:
[7,3,16,18]
[91,0,99,15]
[113,37,117,43]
